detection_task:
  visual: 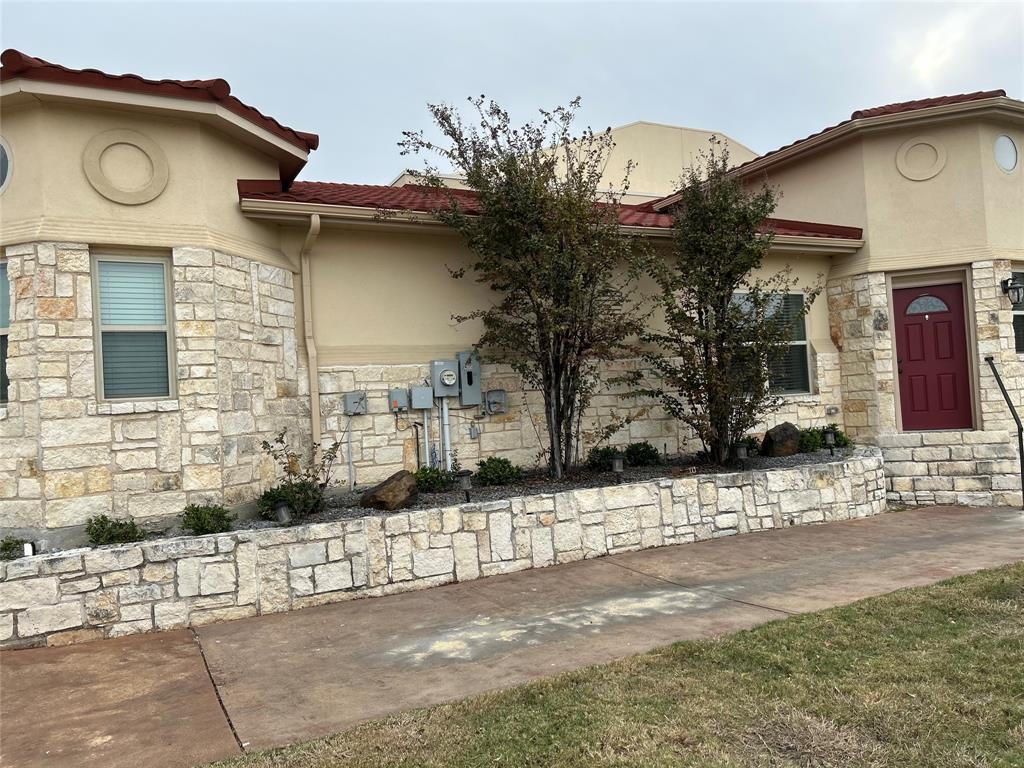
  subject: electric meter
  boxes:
[440,369,457,387]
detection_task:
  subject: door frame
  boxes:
[886,267,980,432]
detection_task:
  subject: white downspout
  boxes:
[300,214,322,448]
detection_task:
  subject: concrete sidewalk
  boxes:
[3,506,1023,767]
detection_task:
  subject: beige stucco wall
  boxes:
[0,100,290,267]
[759,118,1024,278]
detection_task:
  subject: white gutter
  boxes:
[300,214,322,448]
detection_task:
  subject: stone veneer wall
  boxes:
[317,351,843,486]
[830,261,1024,507]
[0,449,884,648]
[0,242,308,542]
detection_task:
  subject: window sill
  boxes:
[0,406,7,421]
[87,399,180,415]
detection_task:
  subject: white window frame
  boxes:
[91,253,176,402]
[1007,272,1024,356]
[734,290,813,396]
[0,259,9,404]
[0,135,12,196]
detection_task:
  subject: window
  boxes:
[0,136,10,195]
[1013,271,1024,354]
[996,135,1018,173]
[0,261,9,403]
[906,295,949,315]
[768,293,811,394]
[94,257,173,400]
[733,292,811,394]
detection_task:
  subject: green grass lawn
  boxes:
[213,563,1024,768]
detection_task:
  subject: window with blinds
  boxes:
[95,258,173,399]
[733,292,811,394]
[768,293,811,394]
[1013,271,1024,354]
[0,261,9,403]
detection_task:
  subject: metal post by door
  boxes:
[984,356,1024,511]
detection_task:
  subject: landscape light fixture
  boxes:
[273,500,292,525]
[824,428,836,456]
[1002,276,1024,306]
[457,470,473,502]
[611,454,625,484]
[734,441,749,461]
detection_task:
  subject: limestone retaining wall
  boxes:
[0,448,885,648]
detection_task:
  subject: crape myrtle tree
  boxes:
[641,140,821,465]
[399,97,652,478]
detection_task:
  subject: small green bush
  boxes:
[258,479,325,522]
[181,504,234,536]
[474,456,521,486]
[798,423,852,454]
[624,441,662,467]
[0,537,28,560]
[86,515,146,546]
[415,466,456,493]
[586,445,623,471]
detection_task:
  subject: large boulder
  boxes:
[360,470,419,511]
[760,422,801,457]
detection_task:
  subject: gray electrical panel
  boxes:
[388,388,409,413]
[429,359,459,398]
[342,391,367,415]
[485,389,508,415]
[410,386,434,410]
[456,350,482,406]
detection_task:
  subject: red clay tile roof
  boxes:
[743,89,1006,172]
[238,180,863,240]
[649,89,1008,211]
[0,49,318,154]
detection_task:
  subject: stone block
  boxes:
[0,577,58,610]
[17,603,82,637]
[602,484,655,510]
[200,563,237,595]
[84,548,143,574]
[489,511,514,561]
[452,532,479,581]
[412,548,454,578]
[314,561,353,592]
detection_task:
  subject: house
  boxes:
[1,49,1022,547]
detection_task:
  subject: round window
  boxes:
[0,137,11,194]
[995,134,1018,173]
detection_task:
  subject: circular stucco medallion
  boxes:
[895,135,947,181]
[83,129,169,205]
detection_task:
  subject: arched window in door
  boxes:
[905,295,949,315]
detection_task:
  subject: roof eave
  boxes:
[651,96,1024,212]
[239,198,864,254]
[1,78,311,186]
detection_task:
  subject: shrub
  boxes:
[0,537,28,560]
[181,504,234,536]
[86,515,146,546]
[624,441,662,467]
[475,456,521,486]
[798,423,852,454]
[258,428,342,522]
[415,466,456,493]
[586,445,623,471]
[258,479,325,522]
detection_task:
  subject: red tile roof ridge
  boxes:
[0,49,318,153]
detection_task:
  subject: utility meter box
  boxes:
[456,350,482,406]
[429,359,459,398]
[485,389,508,415]
[342,391,367,416]
[410,386,434,410]
[388,388,409,413]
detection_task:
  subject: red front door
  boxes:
[893,283,973,430]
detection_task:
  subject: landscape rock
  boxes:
[761,422,801,457]
[360,470,418,511]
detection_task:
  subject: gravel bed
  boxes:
[307,448,851,523]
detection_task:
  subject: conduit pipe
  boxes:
[300,214,322,447]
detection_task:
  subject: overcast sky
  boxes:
[3,1,1021,184]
